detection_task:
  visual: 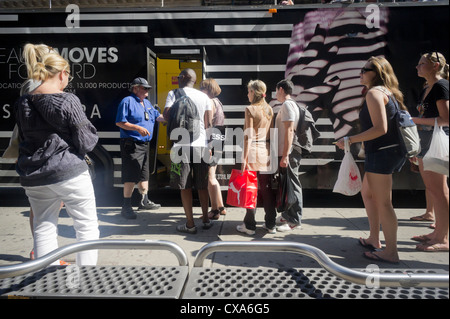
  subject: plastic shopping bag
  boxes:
[423,119,449,176]
[333,137,362,196]
[226,169,258,209]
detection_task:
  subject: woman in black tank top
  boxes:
[336,57,407,264]
[411,52,449,253]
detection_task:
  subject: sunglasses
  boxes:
[360,67,374,74]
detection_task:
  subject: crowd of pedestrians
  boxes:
[4,42,449,266]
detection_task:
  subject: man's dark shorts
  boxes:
[170,146,209,190]
[120,138,150,183]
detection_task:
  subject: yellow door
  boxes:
[156,58,203,170]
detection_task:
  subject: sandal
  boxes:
[219,207,227,215]
[208,209,221,220]
[416,243,449,252]
[363,251,399,264]
[358,238,377,251]
[411,235,431,242]
[410,215,434,222]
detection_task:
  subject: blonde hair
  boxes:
[200,78,222,99]
[366,56,406,110]
[23,43,70,82]
[423,52,449,81]
[247,80,273,119]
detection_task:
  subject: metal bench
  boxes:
[183,241,449,299]
[0,239,189,299]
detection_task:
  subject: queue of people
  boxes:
[6,42,449,266]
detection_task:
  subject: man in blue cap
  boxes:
[116,77,165,219]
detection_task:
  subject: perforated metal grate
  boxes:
[183,268,449,299]
[0,265,189,299]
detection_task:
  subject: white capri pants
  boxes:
[24,171,100,266]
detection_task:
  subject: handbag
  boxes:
[333,137,362,196]
[394,100,421,158]
[423,119,449,176]
[28,98,97,180]
[226,169,258,209]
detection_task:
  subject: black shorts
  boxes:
[169,146,209,190]
[120,138,150,183]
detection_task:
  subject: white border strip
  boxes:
[155,37,291,46]
[0,15,18,21]
[206,64,285,72]
[0,26,148,34]
[81,12,273,21]
[215,78,242,86]
[215,24,293,32]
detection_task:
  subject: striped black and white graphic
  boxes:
[285,7,389,140]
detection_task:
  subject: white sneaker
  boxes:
[236,224,256,235]
[277,222,300,232]
[262,223,276,234]
[276,216,288,225]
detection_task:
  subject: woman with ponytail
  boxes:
[411,52,449,252]
[14,43,100,265]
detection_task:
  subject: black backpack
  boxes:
[287,99,321,154]
[166,88,201,143]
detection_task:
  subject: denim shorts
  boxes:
[365,146,406,175]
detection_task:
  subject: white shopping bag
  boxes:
[333,137,362,196]
[423,119,449,176]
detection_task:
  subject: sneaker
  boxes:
[276,216,288,225]
[138,200,161,210]
[236,224,256,236]
[202,221,214,230]
[277,222,300,232]
[121,205,137,219]
[176,223,197,234]
[262,223,276,234]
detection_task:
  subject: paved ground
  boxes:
[0,204,448,273]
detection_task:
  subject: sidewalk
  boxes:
[0,205,448,272]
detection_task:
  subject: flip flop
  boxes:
[363,251,399,264]
[410,215,434,222]
[411,235,431,243]
[416,243,450,252]
[358,238,376,251]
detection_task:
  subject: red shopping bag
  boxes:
[226,169,258,209]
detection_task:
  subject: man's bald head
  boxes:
[178,68,197,88]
